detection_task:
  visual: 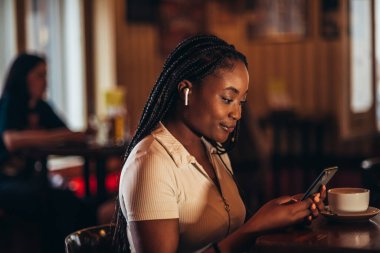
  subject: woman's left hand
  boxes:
[314,185,326,211]
[292,184,327,222]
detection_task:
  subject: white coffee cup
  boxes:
[328,188,370,213]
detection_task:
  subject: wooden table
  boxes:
[23,142,126,201]
[254,215,380,253]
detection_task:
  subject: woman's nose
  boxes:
[229,104,241,120]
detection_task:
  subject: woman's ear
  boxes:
[178,80,193,106]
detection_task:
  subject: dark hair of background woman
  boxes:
[2,53,45,99]
[1,53,46,128]
[113,34,248,252]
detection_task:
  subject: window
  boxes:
[376,0,380,129]
[0,0,17,89]
[339,0,377,139]
[350,0,373,114]
[26,0,86,130]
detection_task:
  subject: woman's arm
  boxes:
[208,196,314,253]
[128,196,315,253]
[217,197,312,252]
[3,128,86,152]
[129,219,180,253]
[214,188,326,253]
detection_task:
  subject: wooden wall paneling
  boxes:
[325,42,335,115]
[285,44,294,108]
[93,0,117,117]
[313,42,320,113]
[130,27,142,129]
[338,0,350,139]
[292,44,305,111]
[15,0,26,52]
[270,45,279,80]
[274,44,295,107]
[248,45,265,115]
[288,44,299,109]
[303,42,316,114]
[317,41,329,114]
[115,0,125,84]
[262,44,275,115]
[83,0,95,118]
[330,41,342,117]
[291,43,303,111]
[251,49,261,115]
[310,0,320,114]
[136,26,144,115]
[116,20,162,130]
[293,44,305,110]
[277,44,285,98]
[114,0,348,134]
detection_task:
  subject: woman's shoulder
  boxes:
[127,134,174,165]
[134,134,162,153]
[0,94,21,115]
[0,93,14,106]
[120,134,178,184]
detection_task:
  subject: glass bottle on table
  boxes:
[105,88,127,145]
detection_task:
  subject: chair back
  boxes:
[65,224,119,253]
[362,157,380,207]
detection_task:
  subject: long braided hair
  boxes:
[113,34,248,252]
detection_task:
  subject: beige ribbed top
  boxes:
[119,123,246,253]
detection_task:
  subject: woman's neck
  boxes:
[163,118,204,152]
[29,99,37,109]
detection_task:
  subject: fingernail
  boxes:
[308,215,312,221]
[314,196,320,203]
[311,203,316,210]
[316,193,320,198]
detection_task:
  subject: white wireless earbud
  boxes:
[184,88,190,106]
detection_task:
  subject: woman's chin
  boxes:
[216,134,230,144]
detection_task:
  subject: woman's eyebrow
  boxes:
[224,86,239,94]
[225,86,248,96]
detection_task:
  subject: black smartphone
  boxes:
[301,166,338,201]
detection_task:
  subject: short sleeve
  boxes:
[37,100,67,129]
[119,149,179,221]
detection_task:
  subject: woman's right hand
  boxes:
[246,196,313,233]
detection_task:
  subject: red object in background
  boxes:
[68,171,121,198]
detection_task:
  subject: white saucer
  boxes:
[321,206,380,222]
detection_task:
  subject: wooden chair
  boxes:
[65,224,127,253]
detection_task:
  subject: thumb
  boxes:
[291,193,304,200]
[275,195,293,205]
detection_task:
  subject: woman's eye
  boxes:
[221,97,233,104]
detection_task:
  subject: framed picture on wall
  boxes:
[158,0,206,56]
[246,0,309,42]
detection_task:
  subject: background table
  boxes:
[254,214,380,253]
[23,142,126,201]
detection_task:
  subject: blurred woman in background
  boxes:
[0,53,92,253]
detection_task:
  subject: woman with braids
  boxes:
[115,34,326,253]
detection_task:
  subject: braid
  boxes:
[113,34,247,253]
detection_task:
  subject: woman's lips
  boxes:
[220,124,235,133]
